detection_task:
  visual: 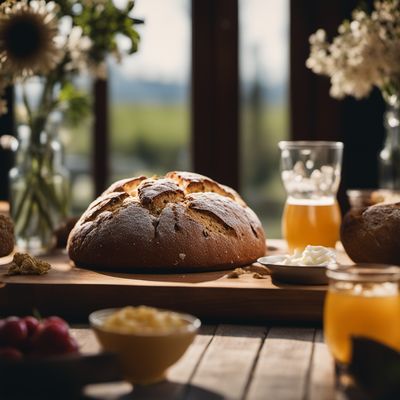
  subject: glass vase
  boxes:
[9,124,70,255]
[379,97,400,190]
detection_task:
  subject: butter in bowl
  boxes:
[258,245,337,285]
[89,306,201,385]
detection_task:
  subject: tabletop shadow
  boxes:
[91,269,230,284]
[269,278,327,290]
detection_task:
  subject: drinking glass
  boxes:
[279,141,343,251]
[324,264,400,365]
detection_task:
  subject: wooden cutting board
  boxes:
[0,240,346,324]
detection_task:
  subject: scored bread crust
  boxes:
[67,171,267,271]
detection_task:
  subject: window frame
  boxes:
[191,0,239,190]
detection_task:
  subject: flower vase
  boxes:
[9,124,70,255]
[379,100,400,190]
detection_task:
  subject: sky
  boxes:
[115,0,191,83]
[115,0,288,86]
[240,0,289,86]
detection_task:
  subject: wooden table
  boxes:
[0,240,341,324]
[75,324,335,400]
[1,234,338,398]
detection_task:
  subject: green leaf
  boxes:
[32,308,43,321]
[58,82,91,126]
[69,0,141,65]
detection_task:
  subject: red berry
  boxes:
[23,316,40,337]
[43,316,69,330]
[32,322,71,356]
[0,317,27,348]
[0,347,23,361]
[64,335,79,355]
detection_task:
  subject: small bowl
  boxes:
[89,308,201,385]
[258,255,330,285]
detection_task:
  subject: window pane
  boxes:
[240,0,289,237]
[109,0,191,182]
[61,76,94,214]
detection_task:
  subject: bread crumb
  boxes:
[179,253,186,260]
[251,264,270,274]
[7,253,51,276]
[226,267,247,278]
[226,267,269,279]
[226,268,245,278]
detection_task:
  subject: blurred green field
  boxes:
[241,102,288,237]
[112,104,189,153]
[66,102,287,237]
[66,104,187,152]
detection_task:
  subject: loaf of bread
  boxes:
[68,172,266,271]
[0,214,14,257]
[341,202,400,265]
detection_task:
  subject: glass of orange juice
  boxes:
[324,264,400,365]
[279,141,343,251]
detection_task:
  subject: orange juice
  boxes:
[282,198,341,251]
[324,290,400,364]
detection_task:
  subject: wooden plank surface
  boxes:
[246,327,316,400]
[0,241,329,324]
[73,325,335,400]
[308,330,335,400]
[187,325,266,400]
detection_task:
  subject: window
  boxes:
[240,0,289,237]
[62,77,94,213]
[1,0,376,228]
[109,0,191,182]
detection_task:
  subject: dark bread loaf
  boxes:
[0,214,14,257]
[341,202,400,265]
[67,171,266,271]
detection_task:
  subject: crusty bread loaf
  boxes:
[67,171,266,271]
[0,214,14,257]
[341,202,400,265]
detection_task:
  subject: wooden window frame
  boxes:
[93,79,109,197]
[191,0,239,190]
[0,87,15,201]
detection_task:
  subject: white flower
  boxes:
[65,26,92,73]
[306,0,400,101]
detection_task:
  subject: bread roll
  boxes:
[341,202,400,265]
[0,214,14,257]
[68,172,266,271]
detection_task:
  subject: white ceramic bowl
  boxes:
[258,255,330,285]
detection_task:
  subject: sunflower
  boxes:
[0,0,63,78]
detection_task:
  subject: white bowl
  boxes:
[258,255,329,285]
